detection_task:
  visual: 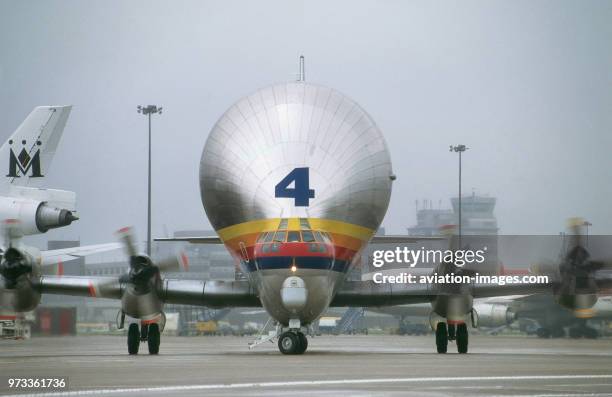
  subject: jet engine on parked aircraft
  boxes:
[0,197,78,235]
[473,303,516,328]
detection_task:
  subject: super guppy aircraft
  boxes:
[5,61,612,355]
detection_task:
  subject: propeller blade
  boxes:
[2,219,23,248]
[566,217,586,253]
[156,251,189,273]
[115,226,139,259]
[530,260,551,273]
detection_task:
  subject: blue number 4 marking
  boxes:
[275,167,315,207]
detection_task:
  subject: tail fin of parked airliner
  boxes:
[0,106,72,189]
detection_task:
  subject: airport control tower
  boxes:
[407,201,454,236]
[450,194,498,236]
[408,194,500,273]
[408,194,498,236]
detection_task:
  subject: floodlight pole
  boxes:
[137,105,162,256]
[584,220,592,247]
[450,145,468,249]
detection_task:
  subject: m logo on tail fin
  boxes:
[6,140,43,178]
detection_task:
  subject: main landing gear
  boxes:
[436,322,468,354]
[127,322,160,355]
[278,331,308,355]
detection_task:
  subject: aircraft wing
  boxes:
[154,235,443,245]
[35,276,123,299]
[35,276,261,307]
[370,236,443,244]
[330,281,434,307]
[40,243,122,266]
[330,280,553,307]
[154,236,223,244]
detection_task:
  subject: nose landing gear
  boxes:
[278,331,308,355]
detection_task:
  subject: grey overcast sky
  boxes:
[1,0,611,246]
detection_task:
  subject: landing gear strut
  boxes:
[140,323,148,341]
[447,323,456,341]
[278,331,308,355]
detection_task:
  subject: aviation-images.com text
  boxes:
[370,247,549,286]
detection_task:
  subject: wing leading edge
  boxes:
[331,280,554,307]
[35,276,261,307]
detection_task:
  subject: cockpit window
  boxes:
[256,233,268,243]
[264,232,274,243]
[279,219,288,230]
[301,230,315,242]
[273,231,287,242]
[287,231,301,242]
[313,231,323,242]
[299,218,311,230]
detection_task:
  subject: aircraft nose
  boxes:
[280,276,308,313]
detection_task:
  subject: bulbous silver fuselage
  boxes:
[200,82,394,326]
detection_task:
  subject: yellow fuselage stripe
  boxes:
[217,217,375,252]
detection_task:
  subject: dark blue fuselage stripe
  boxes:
[241,256,349,273]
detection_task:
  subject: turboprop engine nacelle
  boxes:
[557,293,598,318]
[0,197,78,235]
[473,303,516,328]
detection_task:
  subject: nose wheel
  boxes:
[278,331,308,355]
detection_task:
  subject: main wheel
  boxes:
[456,323,468,354]
[147,323,160,355]
[295,332,308,354]
[435,322,448,354]
[127,323,140,355]
[278,332,299,355]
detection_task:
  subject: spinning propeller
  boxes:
[557,218,605,295]
[92,227,189,293]
[0,220,33,289]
